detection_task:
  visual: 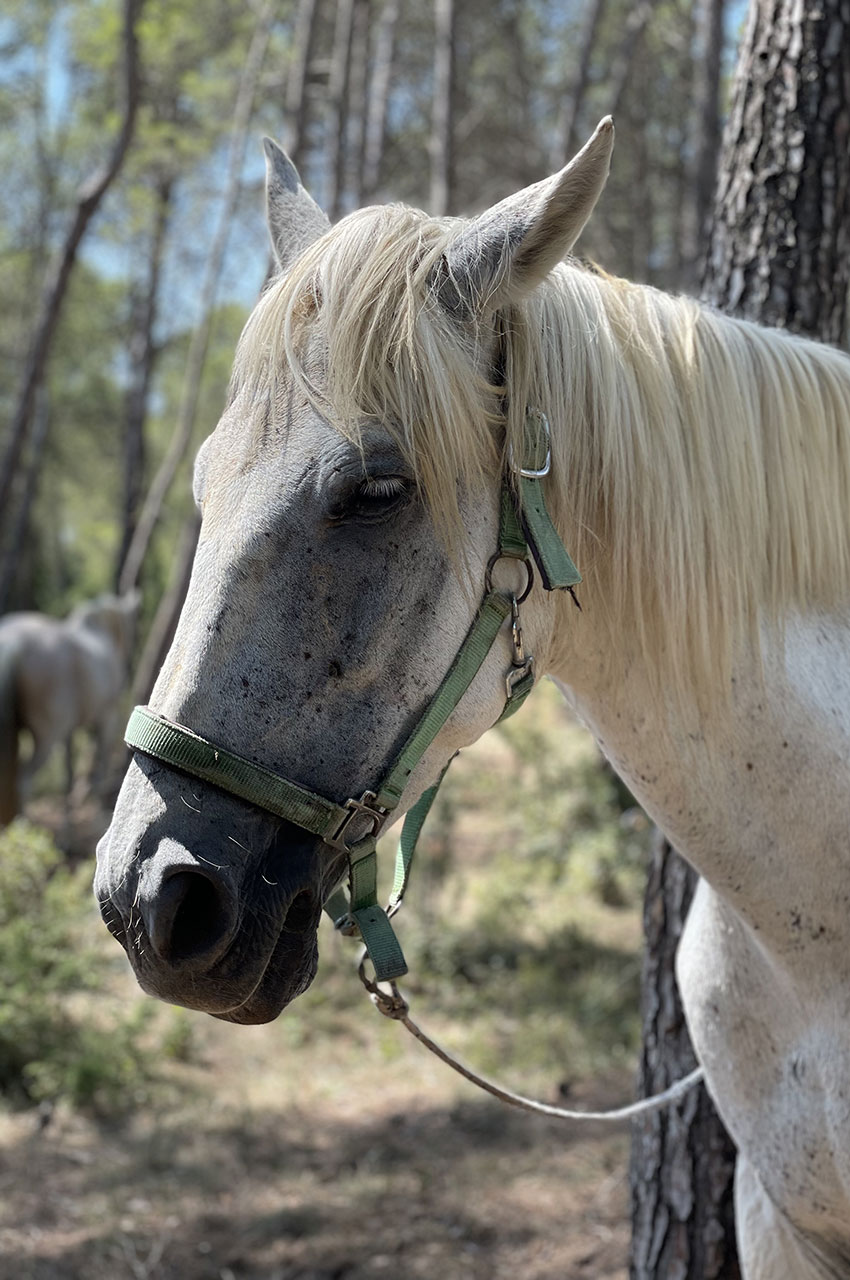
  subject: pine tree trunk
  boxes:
[131,512,201,705]
[0,392,51,611]
[430,0,456,216]
[702,0,850,344]
[630,2,850,1274]
[345,0,371,209]
[693,0,726,270]
[118,2,274,596]
[607,0,658,123]
[629,839,739,1279]
[114,175,172,590]
[552,0,607,169]
[284,0,321,173]
[324,0,356,220]
[0,0,142,550]
[678,0,726,288]
[362,0,400,200]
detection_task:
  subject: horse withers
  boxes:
[0,592,139,826]
[96,121,850,1278]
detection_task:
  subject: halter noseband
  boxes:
[124,409,580,981]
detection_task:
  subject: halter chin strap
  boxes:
[124,409,580,983]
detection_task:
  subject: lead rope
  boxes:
[358,956,705,1122]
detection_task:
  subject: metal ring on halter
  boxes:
[485,553,534,603]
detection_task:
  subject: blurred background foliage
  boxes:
[0,9,747,1277]
[0,0,739,1113]
[1,0,741,618]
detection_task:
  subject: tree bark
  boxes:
[324,0,356,220]
[679,0,726,289]
[130,511,201,705]
[345,0,371,209]
[430,0,456,216]
[118,2,274,596]
[284,0,322,173]
[552,0,608,169]
[607,0,658,125]
[631,2,850,1274]
[702,0,850,343]
[629,838,739,1279]
[362,0,400,200]
[0,0,143,548]
[0,392,51,611]
[693,0,726,270]
[114,175,173,589]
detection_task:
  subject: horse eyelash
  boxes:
[360,476,407,500]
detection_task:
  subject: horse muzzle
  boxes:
[94,762,345,1022]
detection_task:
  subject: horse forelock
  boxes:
[230,200,850,707]
[231,204,506,556]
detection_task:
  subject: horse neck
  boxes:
[546,600,850,955]
[528,264,850,725]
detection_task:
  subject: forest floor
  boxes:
[0,1025,632,1280]
[1,683,645,1279]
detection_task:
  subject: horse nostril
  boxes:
[144,869,235,968]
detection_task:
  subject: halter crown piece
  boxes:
[124,409,580,981]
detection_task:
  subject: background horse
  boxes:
[0,592,139,825]
[97,122,850,1278]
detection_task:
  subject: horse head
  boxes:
[95,122,613,1023]
[72,590,141,661]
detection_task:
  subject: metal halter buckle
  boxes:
[506,656,534,698]
[330,790,388,850]
[508,408,552,479]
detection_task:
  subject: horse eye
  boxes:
[335,475,411,524]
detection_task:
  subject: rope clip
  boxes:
[358,953,409,1020]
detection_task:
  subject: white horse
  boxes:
[96,121,850,1277]
[0,593,139,824]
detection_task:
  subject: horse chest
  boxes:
[679,878,850,1241]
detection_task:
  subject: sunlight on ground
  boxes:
[1,679,646,1279]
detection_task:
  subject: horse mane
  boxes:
[233,203,850,704]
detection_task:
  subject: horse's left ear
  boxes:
[264,138,330,274]
[433,117,614,316]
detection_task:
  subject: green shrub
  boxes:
[0,820,171,1112]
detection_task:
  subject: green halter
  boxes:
[124,409,580,982]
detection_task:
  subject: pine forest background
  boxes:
[0,3,755,1276]
[1,0,742,629]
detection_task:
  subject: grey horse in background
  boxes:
[0,593,139,826]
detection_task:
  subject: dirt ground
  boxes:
[0,1033,631,1280]
[0,867,634,1280]
[5,702,640,1279]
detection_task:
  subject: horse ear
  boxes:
[263,138,330,273]
[121,588,142,616]
[433,117,614,316]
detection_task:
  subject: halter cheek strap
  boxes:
[124,409,580,983]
